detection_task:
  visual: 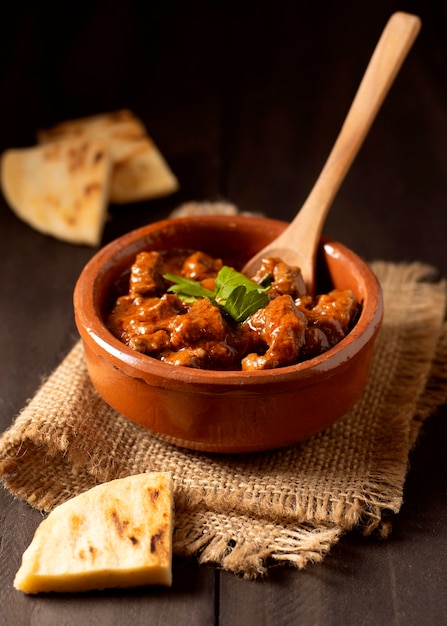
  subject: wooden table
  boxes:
[1,2,446,624]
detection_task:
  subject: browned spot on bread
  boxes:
[84,182,101,195]
[150,529,165,554]
[69,514,84,533]
[45,194,61,208]
[42,143,62,161]
[110,509,129,537]
[78,545,98,561]
[68,143,89,173]
[149,488,160,503]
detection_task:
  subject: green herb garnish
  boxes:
[164,266,270,323]
[222,284,270,323]
[162,274,215,300]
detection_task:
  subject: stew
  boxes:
[106,249,360,371]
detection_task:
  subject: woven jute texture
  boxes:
[1,215,447,577]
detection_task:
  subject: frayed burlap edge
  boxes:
[174,505,343,578]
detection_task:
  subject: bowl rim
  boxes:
[74,215,383,387]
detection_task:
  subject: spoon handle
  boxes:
[244,12,421,287]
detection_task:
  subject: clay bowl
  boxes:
[74,215,383,454]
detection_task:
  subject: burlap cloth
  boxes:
[1,206,447,578]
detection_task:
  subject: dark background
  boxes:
[1,1,447,624]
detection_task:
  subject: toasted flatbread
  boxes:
[1,138,111,246]
[14,472,174,594]
[38,110,179,203]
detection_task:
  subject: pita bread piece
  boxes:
[14,472,174,594]
[1,139,111,246]
[38,110,179,203]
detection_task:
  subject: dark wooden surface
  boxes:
[1,2,447,624]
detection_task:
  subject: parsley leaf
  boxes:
[163,266,269,322]
[214,266,264,301]
[224,284,270,323]
[163,274,215,300]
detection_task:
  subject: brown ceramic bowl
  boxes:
[73,215,383,453]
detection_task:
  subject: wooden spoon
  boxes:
[243,12,421,290]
